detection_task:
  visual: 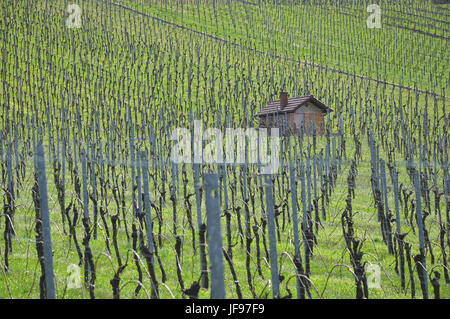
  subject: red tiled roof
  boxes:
[256,95,333,116]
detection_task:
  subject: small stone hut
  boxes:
[256,92,333,136]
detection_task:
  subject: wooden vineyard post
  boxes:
[204,174,226,299]
[306,157,312,235]
[264,174,280,299]
[81,149,89,220]
[194,121,208,288]
[299,159,311,287]
[392,167,406,290]
[392,167,401,234]
[130,120,136,222]
[222,162,231,258]
[35,143,55,299]
[140,151,159,299]
[288,138,304,299]
[313,157,319,233]
[81,149,95,299]
[90,141,98,240]
[380,159,393,254]
[414,169,428,299]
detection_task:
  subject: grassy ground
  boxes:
[0,138,448,299]
[122,0,449,92]
[0,0,448,299]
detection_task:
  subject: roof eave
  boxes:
[257,96,333,116]
[256,109,293,117]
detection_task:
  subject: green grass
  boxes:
[0,138,448,299]
[0,0,448,299]
[122,0,449,92]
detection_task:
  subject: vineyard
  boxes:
[0,0,449,299]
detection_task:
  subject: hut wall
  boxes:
[258,102,327,136]
[293,103,325,135]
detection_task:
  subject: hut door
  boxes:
[294,113,304,129]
